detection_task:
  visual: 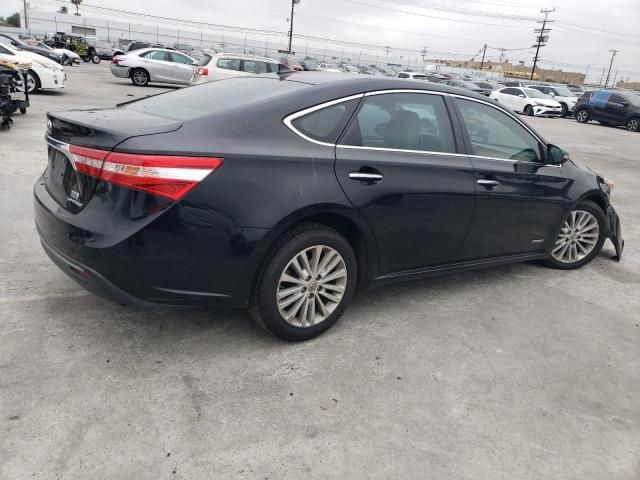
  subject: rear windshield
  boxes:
[197,54,212,66]
[124,77,309,120]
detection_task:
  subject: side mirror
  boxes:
[621,100,629,107]
[548,144,569,164]
[519,94,526,98]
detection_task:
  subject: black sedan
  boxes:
[35,74,624,341]
[574,89,640,132]
[0,33,62,64]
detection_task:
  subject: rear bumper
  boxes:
[110,63,130,78]
[34,175,269,307]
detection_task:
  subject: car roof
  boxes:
[214,52,277,63]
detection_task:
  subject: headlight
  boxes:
[534,101,546,106]
[600,177,615,198]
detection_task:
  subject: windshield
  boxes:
[524,88,549,99]
[413,74,427,79]
[625,92,640,107]
[324,64,339,69]
[38,42,53,51]
[553,87,573,97]
[474,82,493,89]
[462,81,481,89]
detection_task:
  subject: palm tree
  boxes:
[58,6,68,14]
[70,0,82,16]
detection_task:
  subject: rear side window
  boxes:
[501,88,521,96]
[242,60,269,74]
[341,93,456,153]
[141,50,169,61]
[217,58,241,71]
[455,98,542,162]
[170,52,193,64]
[290,99,360,144]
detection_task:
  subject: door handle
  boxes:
[349,172,383,181]
[477,179,500,187]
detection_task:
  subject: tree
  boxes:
[70,0,82,16]
[58,6,69,14]
[6,12,20,27]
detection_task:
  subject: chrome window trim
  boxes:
[468,154,561,168]
[283,93,365,147]
[364,89,447,97]
[337,144,467,158]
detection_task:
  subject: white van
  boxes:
[193,53,280,84]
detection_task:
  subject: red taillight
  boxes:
[196,67,208,76]
[68,145,223,201]
[112,57,124,64]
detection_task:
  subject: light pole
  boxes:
[287,0,301,55]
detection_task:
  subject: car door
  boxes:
[168,52,195,84]
[585,90,612,122]
[214,57,242,80]
[140,50,173,82]
[601,93,629,125]
[452,96,570,259]
[334,91,476,274]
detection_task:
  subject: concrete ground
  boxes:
[1,63,639,479]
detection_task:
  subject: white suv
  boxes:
[193,53,280,84]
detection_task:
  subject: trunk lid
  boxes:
[45,108,182,213]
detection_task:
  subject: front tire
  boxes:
[626,117,639,132]
[26,70,40,93]
[524,105,534,116]
[544,200,606,270]
[130,68,149,86]
[91,54,101,64]
[575,108,590,123]
[250,224,357,341]
[61,55,71,66]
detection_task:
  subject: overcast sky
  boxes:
[3,0,639,79]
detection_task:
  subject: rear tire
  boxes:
[625,117,639,132]
[524,104,534,116]
[575,108,590,123]
[130,68,149,86]
[249,224,357,341]
[544,200,606,270]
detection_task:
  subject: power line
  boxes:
[378,0,538,21]
[342,0,532,28]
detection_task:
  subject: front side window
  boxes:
[455,98,542,162]
[242,60,268,74]
[341,93,456,153]
[290,98,360,144]
[217,58,241,71]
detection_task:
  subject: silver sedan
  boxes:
[110,48,196,86]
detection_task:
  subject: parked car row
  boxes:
[0,42,65,93]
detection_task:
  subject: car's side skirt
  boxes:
[370,252,547,288]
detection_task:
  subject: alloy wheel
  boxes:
[551,210,599,264]
[26,73,37,93]
[576,110,589,123]
[132,70,148,85]
[276,245,347,328]
[626,118,639,132]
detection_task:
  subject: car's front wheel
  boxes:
[524,105,534,116]
[91,54,101,64]
[560,103,568,117]
[130,68,149,86]
[626,117,639,132]
[575,108,590,123]
[25,70,39,93]
[544,201,606,270]
[250,224,357,341]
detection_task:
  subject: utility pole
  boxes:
[22,0,29,31]
[421,46,428,70]
[479,43,487,70]
[604,49,618,88]
[531,8,554,80]
[611,70,619,88]
[287,0,300,55]
[583,64,591,85]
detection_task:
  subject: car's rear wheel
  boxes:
[544,201,605,270]
[130,68,149,86]
[575,108,590,123]
[524,105,534,116]
[250,224,357,341]
[626,117,639,132]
